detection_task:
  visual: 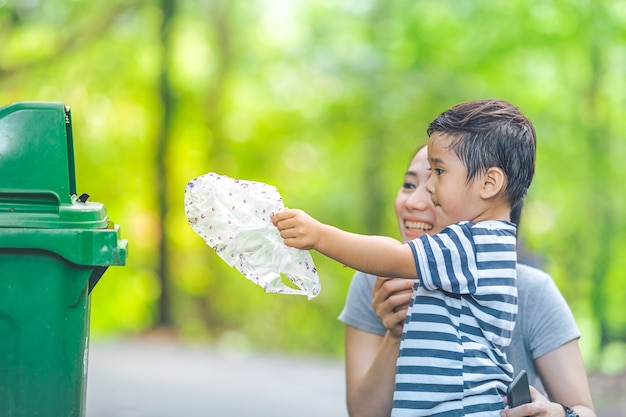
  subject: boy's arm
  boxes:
[272,209,418,279]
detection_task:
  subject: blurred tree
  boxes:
[155,0,176,327]
[0,0,625,368]
[199,0,236,331]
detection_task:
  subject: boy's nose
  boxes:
[425,176,435,195]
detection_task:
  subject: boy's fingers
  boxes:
[272,209,298,226]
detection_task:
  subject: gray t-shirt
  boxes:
[338,263,580,392]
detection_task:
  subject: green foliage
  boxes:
[2,0,626,369]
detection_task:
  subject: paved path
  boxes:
[86,339,625,417]
[86,340,348,417]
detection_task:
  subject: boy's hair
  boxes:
[510,200,523,226]
[426,99,536,209]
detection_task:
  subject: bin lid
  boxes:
[0,224,127,266]
[0,101,108,228]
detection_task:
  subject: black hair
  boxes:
[510,200,523,226]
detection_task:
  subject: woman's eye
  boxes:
[402,182,416,190]
[434,168,443,175]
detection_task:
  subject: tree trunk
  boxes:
[155,0,176,327]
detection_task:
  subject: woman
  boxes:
[339,146,596,417]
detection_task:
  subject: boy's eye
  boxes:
[402,182,416,190]
[427,167,443,175]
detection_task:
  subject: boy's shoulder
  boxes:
[446,220,516,235]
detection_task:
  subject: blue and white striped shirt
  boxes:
[392,221,517,417]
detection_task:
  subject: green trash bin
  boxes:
[0,102,128,417]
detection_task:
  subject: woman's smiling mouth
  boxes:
[404,220,433,232]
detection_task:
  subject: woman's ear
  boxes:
[480,167,506,199]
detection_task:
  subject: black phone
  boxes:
[507,370,531,407]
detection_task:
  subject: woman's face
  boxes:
[394,146,441,243]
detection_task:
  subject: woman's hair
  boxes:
[427,99,536,209]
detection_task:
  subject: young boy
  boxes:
[272,99,536,416]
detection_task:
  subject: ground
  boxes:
[86,338,626,417]
[588,372,626,417]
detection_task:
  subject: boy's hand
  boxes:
[272,209,322,250]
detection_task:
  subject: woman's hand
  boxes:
[502,386,569,417]
[371,277,414,338]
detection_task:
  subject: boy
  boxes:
[272,99,536,416]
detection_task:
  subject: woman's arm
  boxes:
[345,278,414,417]
[345,327,398,417]
[535,340,595,417]
[502,340,596,417]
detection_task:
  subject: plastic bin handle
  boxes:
[0,191,60,214]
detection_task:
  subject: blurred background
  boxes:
[1,0,625,414]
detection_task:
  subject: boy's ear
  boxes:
[480,167,506,199]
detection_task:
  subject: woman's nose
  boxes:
[406,188,429,210]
